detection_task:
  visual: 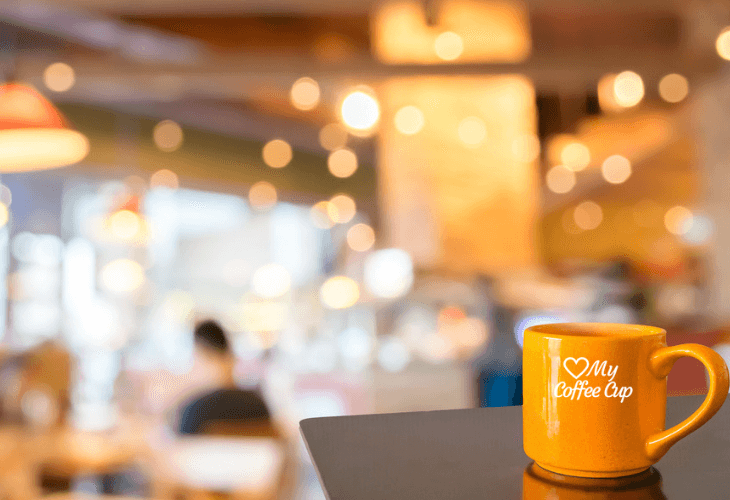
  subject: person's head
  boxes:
[194,320,230,358]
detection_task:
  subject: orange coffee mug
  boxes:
[523,323,729,478]
[522,463,666,500]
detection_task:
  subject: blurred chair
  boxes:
[155,420,293,500]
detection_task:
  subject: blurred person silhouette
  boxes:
[178,320,271,435]
[471,277,523,408]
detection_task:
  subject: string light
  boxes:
[290,77,320,111]
[394,106,425,135]
[546,166,576,194]
[311,201,336,229]
[664,206,692,235]
[327,148,358,178]
[329,194,356,223]
[153,120,183,152]
[320,276,360,309]
[561,142,590,171]
[262,139,292,168]
[658,74,689,103]
[340,88,380,133]
[249,181,277,211]
[252,264,291,299]
[613,71,644,108]
[347,223,375,252]
[434,31,464,61]
[43,62,75,92]
[573,201,603,230]
[716,27,730,60]
[319,123,348,151]
[601,155,632,184]
[150,169,179,189]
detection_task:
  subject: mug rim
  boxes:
[526,322,665,338]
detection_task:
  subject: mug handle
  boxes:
[645,343,729,461]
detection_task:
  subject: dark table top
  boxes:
[300,395,730,499]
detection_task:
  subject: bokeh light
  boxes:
[601,155,632,184]
[150,169,179,189]
[394,105,425,135]
[681,214,714,245]
[716,27,730,60]
[546,165,576,194]
[328,194,356,223]
[249,181,277,211]
[262,139,293,169]
[364,249,414,299]
[434,31,464,61]
[340,88,380,132]
[347,223,375,252]
[561,142,591,171]
[658,74,689,103]
[320,276,360,309]
[43,62,75,92]
[573,201,603,230]
[319,123,348,151]
[311,201,336,229]
[458,117,487,147]
[101,259,145,293]
[153,120,184,152]
[512,134,540,162]
[613,71,644,108]
[327,148,358,178]
[252,263,291,298]
[109,210,142,240]
[290,77,320,111]
[664,205,692,235]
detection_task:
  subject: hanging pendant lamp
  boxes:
[0,82,89,172]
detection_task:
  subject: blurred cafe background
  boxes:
[1,0,730,498]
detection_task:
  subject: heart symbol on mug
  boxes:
[563,357,589,379]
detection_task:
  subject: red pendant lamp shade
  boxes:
[0,83,89,172]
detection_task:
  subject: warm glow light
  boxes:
[252,263,291,298]
[43,62,75,92]
[153,120,183,152]
[364,249,414,299]
[311,201,336,229]
[347,223,375,252]
[340,89,380,132]
[613,71,644,108]
[664,205,692,235]
[394,105,425,135]
[597,73,620,112]
[546,166,576,194]
[434,31,464,61]
[101,259,145,293]
[601,155,632,184]
[327,148,358,178]
[458,117,487,147]
[109,210,142,240]
[512,134,540,162]
[561,142,591,171]
[320,276,360,309]
[0,203,8,227]
[716,28,730,60]
[319,123,348,151]
[329,194,356,223]
[658,74,689,103]
[262,139,293,168]
[290,77,320,111]
[249,181,277,211]
[573,201,603,230]
[150,169,179,189]
[0,129,89,172]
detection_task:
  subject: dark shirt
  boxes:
[178,388,271,435]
